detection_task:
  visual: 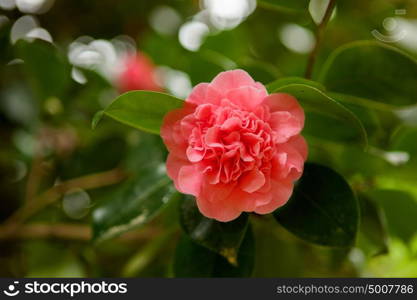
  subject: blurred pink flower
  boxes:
[161,70,307,222]
[117,52,161,92]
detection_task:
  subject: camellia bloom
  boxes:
[161,70,307,222]
[117,52,161,93]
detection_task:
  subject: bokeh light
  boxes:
[62,189,91,220]
[0,0,15,10]
[15,0,54,14]
[149,5,182,36]
[202,0,256,30]
[10,15,38,44]
[178,21,209,51]
[279,24,315,54]
[156,66,192,99]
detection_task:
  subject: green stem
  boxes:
[305,0,337,79]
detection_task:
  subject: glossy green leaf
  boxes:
[73,68,113,113]
[239,61,280,84]
[375,167,417,202]
[319,41,417,107]
[367,189,417,243]
[96,91,184,134]
[257,0,309,14]
[328,92,394,112]
[273,83,367,147]
[252,216,303,277]
[187,52,226,86]
[122,228,175,277]
[358,194,389,256]
[201,28,249,64]
[92,110,105,130]
[274,163,359,247]
[338,145,390,178]
[174,225,254,277]
[15,39,70,100]
[179,196,249,265]
[92,134,176,242]
[92,175,176,242]
[390,127,417,163]
[266,77,325,93]
[329,93,391,144]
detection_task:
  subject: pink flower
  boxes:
[161,70,307,222]
[117,52,161,93]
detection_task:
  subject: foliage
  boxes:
[1,0,417,278]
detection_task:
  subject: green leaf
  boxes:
[201,29,249,63]
[92,174,176,242]
[273,83,367,147]
[240,61,279,84]
[97,91,184,134]
[251,216,303,277]
[179,196,249,265]
[266,77,325,93]
[274,163,359,247]
[329,93,388,143]
[338,145,390,178]
[73,68,113,113]
[358,193,389,256]
[331,92,405,146]
[257,0,309,14]
[15,39,70,100]
[187,52,226,86]
[366,189,417,243]
[328,92,394,112]
[390,127,417,163]
[91,110,104,130]
[174,225,254,277]
[319,41,417,107]
[92,134,176,242]
[122,228,175,277]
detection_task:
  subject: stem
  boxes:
[0,223,161,242]
[4,168,126,228]
[122,228,178,277]
[305,0,337,79]
[24,145,44,204]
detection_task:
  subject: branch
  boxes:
[305,0,337,79]
[24,146,44,204]
[4,168,126,226]
[0,223,160,243]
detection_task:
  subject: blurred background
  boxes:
[1,0,417,277]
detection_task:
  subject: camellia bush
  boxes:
[1,0,417,277]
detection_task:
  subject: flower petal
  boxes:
[166,153,188,183]
[210,69,257,93]
[226,86,268,110]
[239,169,266,193]
[177,165,203,196]
[196,182,241,222]
[187,83,208,104]
[271,143,305,182]
[118,53,161,92]
[196,196,241,222]
[228,188,271,212]
[199,181,236,202]
[264,93,305,128]
[254,179,293,214]
[187,83,222,105]
[161,104,194,157]
[287,135,308,160]
[269,111,302,143]
[186,147,205,162]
